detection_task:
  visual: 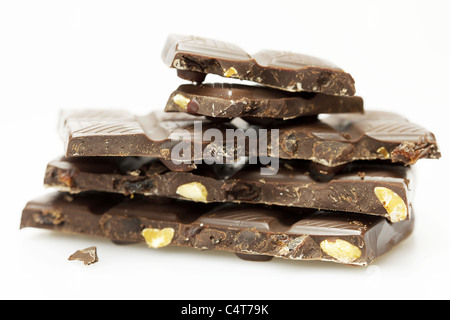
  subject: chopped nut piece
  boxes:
[374,187,407,222]
[58,172,74,188]
[176,182,208,202]
[160,149,171,158]
[68,246,98,265]
[377,147,390,159]
[224,67,238,77]
[142,228,175,249]
[127,170,141,177]
[320,239,362,263]
[32,209,64,226]
[64,194,74,202]
[172,94,191,110]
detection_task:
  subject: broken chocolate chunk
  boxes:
[22,192,415,266]
[162,34,356,96]
[165,83,363,119]
[68,246,98,265]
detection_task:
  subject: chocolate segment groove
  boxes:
[60,110,440,168]
[162,34,356,96]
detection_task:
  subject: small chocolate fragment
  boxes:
[162,34,356,96]
[45,157,413,222]
[165,83,364,119]
[22,192,415,266]
[60,109,440,167]
[68,246,98,265]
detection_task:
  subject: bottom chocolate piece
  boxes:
[21,192,414,266]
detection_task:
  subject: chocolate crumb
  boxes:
[68,246,98,265]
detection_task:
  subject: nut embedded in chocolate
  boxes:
[320,239,362,264]
[165,83,364,120]
[142,228,175,249]
[162,34,356,96]
[45,157,414,222]
[59,109,441,168]
[374,187,408,222]
[176,182,208,202]
[22,192,416,266]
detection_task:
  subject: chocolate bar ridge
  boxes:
[59,109,249,159]
[21,192,415,266]
[162,34,356,96]
[60,109,441,168]
[275,111,440,166]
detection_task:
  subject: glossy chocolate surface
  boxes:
[165,83,364,119]
[21,192,414,266]
[162,34,356,96]
[60,109,440,167]
[60,109,248,160]
[45,157,413,222]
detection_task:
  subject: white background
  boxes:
[1,0,449,300]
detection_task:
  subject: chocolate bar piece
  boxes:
[60,109,249,159]
[165,83,364,119]
[162,34,356,96]
[45,157,413,222]
[21,192,414,266]
[275,111,441,167]
[60,109,440,168]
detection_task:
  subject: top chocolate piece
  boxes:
[162,34,356,96]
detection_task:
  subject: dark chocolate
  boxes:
[60,109,249,160]
[21,192,414,266]
[162,34,356,96]
[275,111,441,166]
[45,157,413,222]
[68,246,98,265]
[60,109,441,168]
[165,83,364,119]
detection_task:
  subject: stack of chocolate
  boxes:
[21,35,441,266]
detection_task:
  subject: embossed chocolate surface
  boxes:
[275,111,440,166]
[21,192,414,266]
[165,83,364,119]
[162,34,356,96]
[45,157,413,222]
[60,109,440,167]
[60,109,249,159]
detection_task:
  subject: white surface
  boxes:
[0,0,449,300]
